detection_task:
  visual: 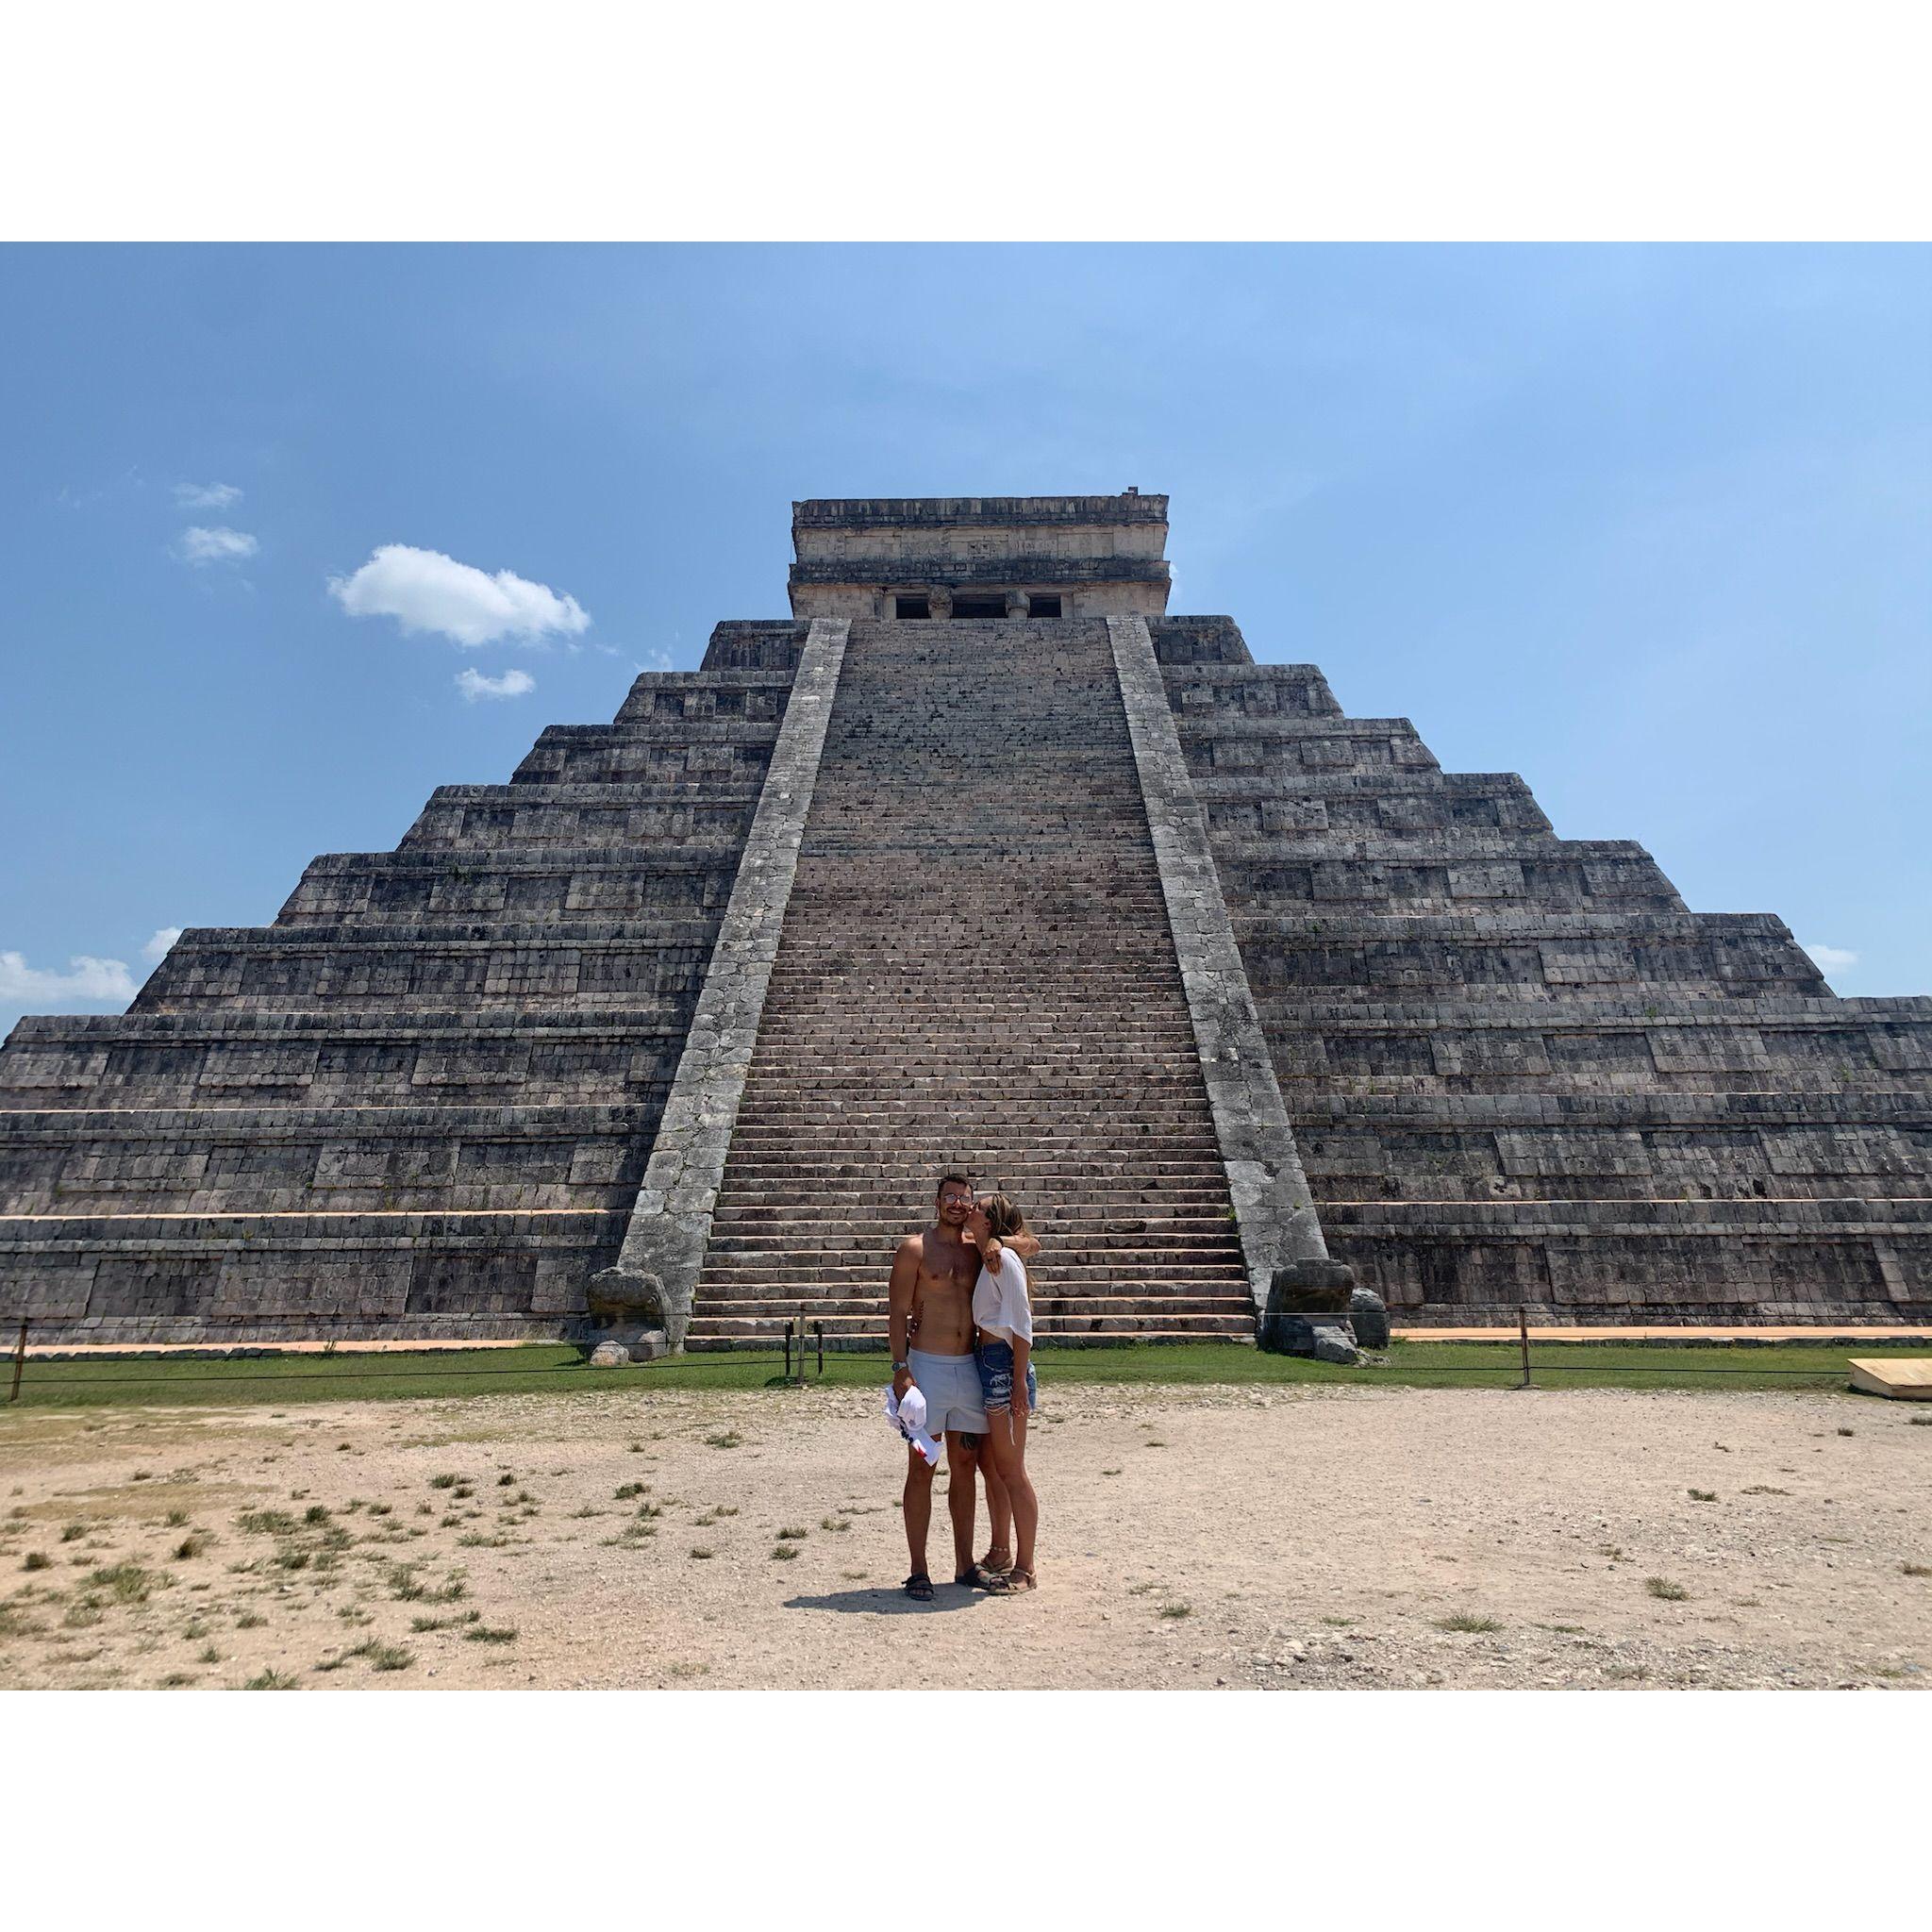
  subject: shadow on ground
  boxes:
[785,1585,993,1616]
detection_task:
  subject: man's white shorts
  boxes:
[906,1348,989,1437]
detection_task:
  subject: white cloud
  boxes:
[55,465,142,510]
[0,951,139,1011]
[329,544,591,648]
[1803,942,1858,973]
[635,647,674,674]
[142,926,183,963]
[174,481,242,510]
[457,667,536,702]
[179,525,259,565]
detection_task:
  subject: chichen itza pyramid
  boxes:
[4,493,1927,1350]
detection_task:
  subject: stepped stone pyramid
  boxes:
[3,492,1928,1348]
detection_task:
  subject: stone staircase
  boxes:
[685,618,1254,1347]
[1159,618,1932,1324]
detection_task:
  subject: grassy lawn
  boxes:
[2,1338,1918,1409]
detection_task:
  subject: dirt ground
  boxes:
[1,1382,1926,1690]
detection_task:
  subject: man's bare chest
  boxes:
[913,1245,976,1307]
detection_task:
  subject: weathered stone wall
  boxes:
[1165,615,1932,1324]
[8,1212,617,1343]
[698,622,810,675]
[0,1012,680,1111]
[789,494,1171,619]
[0,1104,654,1216]
[276,849,743,926]
[791,493,1169,561]
[0,624,812,1343]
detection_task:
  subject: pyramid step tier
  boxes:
[0,1208,626,1339]
[1256,992,1932,1092]
[512,725,778,788]
[1235,913,1824,999]
[1324,1196,1932,1324]
[610,664,799,726]
[134,921,718,1013]
[401,781,761,850]
[275,845,745,925]
[1219,853,1684,914]
[1159,660,1342,715]
[0,1008,686,1110]
[1198,765,1549,824]
[0,1103,657,1217]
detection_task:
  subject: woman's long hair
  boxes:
[980,1192,1025,1241]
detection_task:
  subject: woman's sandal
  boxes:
[904,1573,934,1602]
[982,1566,1037,1594]
[978,1545,1014,1577]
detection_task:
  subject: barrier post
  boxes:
[1518,1307,1533,1390]
[8,1319,25,1404]
[815,1322,824,1377]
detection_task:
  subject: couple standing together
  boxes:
[889,1174,1040,1602]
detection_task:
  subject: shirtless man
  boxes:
[890,1173,1040,1601]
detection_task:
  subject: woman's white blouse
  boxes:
[973,1250,1033,1345]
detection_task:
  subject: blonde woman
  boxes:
[967,1191,1038,1592]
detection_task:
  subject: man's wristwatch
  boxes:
[892,1359,909,1373]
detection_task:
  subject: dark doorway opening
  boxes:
[894,595,930,620]
[1029,595,1062,618]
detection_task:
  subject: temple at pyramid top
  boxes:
[788,491,1172,620]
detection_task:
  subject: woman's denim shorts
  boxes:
[976,1339,1037,1414]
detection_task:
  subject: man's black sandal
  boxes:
[904,1573,934,1602]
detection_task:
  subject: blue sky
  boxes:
[2,243,1927,1034]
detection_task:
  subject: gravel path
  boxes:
[2,1384,1927,1690]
